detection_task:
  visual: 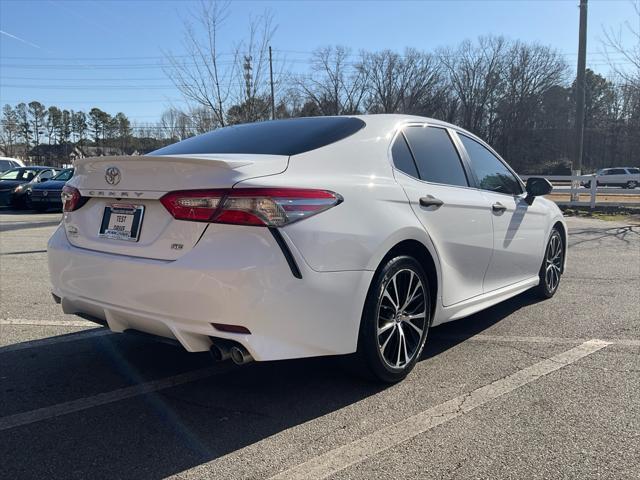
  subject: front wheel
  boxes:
[626,181,638,189]
[355,255,431,383]
[535,228,564,298]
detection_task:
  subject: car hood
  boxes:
[0,179,27,189]
[31,180,67,191]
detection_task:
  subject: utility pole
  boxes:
[269,46,276,120]
[572,0,588,202]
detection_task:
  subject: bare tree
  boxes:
[164,0,233,127]
[602,0,640,87]
[439,36,507,137]
[296,46,368,115]
[361,48,442,115]
[227,10,278,123]
[1,105,19,157]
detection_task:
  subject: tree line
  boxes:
[1,3,638,173]
[0,103,170,166]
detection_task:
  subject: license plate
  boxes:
[99,204,144,242]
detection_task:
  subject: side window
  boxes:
[403,126,468,187]
[391,132,419,178]
[40,170,55,180]
[459,135,522,195]
[610,169,626,175]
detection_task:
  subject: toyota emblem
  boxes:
[105,167,121,186]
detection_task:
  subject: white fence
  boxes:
[520,174,640,209]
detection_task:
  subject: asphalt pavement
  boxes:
[0,210,638,479]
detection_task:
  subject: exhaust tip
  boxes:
[230,345,253,365]
[209,342,231,362]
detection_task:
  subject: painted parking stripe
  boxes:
[0,329,112,353]
[431,333,640,347]
[0,318,98,327]
[269,339,610,480]
[0,365,228,432]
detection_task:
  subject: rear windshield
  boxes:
[150,117,365,157]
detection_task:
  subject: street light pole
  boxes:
[572,0,588,202]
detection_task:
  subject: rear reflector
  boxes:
[212,323,251,334]
[161,188,342,227]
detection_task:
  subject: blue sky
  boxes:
[0,0,636,123]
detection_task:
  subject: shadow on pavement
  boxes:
[0,290,542,479]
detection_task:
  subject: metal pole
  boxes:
[572,0,588,202]
[269,46,276,120]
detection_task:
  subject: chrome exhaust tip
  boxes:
[209,342,231,362]
[230,345,253,365]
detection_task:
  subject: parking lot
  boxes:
[0,210,639,479]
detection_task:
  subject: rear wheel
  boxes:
[535,228,564,298]
[355,255,430,383]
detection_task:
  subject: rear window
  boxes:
[150,117,366,157]
[0,160,15,170]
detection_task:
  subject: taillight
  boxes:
[160,188,342,227]
[61,185,82,212]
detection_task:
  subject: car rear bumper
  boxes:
[47,225,373,361]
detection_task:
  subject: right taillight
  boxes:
[61,185,83,212]
[160,188,342,227]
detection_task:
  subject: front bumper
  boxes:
[47,225,373,361]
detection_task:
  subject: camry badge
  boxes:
[105,166,121,186]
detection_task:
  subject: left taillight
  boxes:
[160,188,342,227]
[61,185,83,212]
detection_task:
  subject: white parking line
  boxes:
[269,339,610,480]
[0,329,112,353]
[0,366,225,432]
[0,318,99,327]
[432,333,640,347]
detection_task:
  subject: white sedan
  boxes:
[48,115,566,383]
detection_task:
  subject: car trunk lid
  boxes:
[63,154,289,260]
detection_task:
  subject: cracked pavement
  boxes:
[0,211,638,479]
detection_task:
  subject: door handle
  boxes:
[419,195,444,208]
[492,202,507,213]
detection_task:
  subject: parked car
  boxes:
[27,168,74,212]
[0,166,60,208]
[48,115,566,383]
[0,156,25,173]
[582,167,640,189]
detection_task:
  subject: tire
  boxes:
[535,228,564,299]
[626,181,638,189]
[355,255,431,383]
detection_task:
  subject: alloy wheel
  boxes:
[544,233,563,293]
[377,268,427,369]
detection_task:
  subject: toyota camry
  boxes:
[48,115,566,383]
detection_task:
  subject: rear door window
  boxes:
[459,135,522,195]
[391,133,419,178]
[403,126,468,187]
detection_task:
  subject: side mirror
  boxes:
[525,177,553,204]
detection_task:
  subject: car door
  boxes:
[455,132,548,292]
[391,125,494,307]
